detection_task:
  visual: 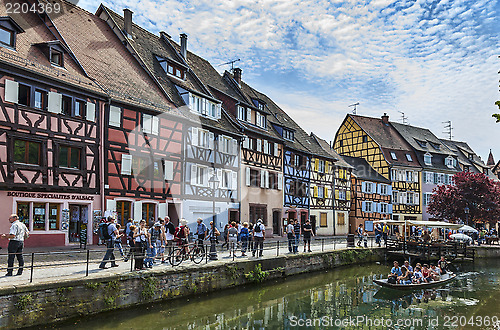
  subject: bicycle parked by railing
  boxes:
[168,242,205,266]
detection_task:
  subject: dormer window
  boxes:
[186,92,221,119]
[283,129,294,141]
[415,139,427,148]
[256,112,266,129]
[50,49,63,66]
[157,56,186,80]
[390,152,397,160]
[445,156,454,168]
[0,17,24,49]
[424,153,432,166]
[237,105,246,121]
[429,142,440,150]
[406,154,413,162]
[0,26,14,48]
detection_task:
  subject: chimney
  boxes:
[123,9,133,37]
[233,68,242,86]
[180,33,188,59]
[381,113,389,124]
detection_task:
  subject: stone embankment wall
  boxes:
[472,245,500,258]
[0,248,384,329]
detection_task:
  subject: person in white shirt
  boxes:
[286,221,295,253]
[1,214,29,276]
[252,219,266,257]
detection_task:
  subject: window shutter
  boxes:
[256,113,261,127]
[4,80,19,103]
[377,183,381,195]
[86,102,96,122]
[413,172,419,183]
[134,201,142,221]
[362,201,366,212]
[387,185,392,196]
[217,135,223,152]
[325,161,330,173]
[247,108,252,123]
[106,199,116,213]
[158,203,167,219]
[265,170,269,188]
[232,139,238,155]
[274,143,279,157]
[414,193,419,205]
[335,189,339,199]
[48,92,62,114]
[142,114,152,134]
[313,186,318,197]
[232,171,238,190]
[245,167,251,186]
[256,139,262,152]
[314,159,318,171]
[206,168,213,187]
[121,154,132,175]
[263,140,268,154]
[216,104,221,119]
[361,182,366,193]
[191,127,199,146]
[190,164,197,185]
[325,187,329,198]
[277,173,283,190]
[164,160,174,181]
[346,190,351,201]
[208,132,215,150]
[243,136,249,149]
[152,116,159,135]
[260,170,265,188]
[109,105,121,127]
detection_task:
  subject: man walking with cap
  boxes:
[1,214,29,276]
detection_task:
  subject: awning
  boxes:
[408,220,462,229]
[372,220,407,225]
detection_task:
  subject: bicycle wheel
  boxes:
[191,246,205,264]
[169,247,184,266]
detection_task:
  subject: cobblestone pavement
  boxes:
[0,237,368,287]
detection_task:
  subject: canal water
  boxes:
[54,259,500,329]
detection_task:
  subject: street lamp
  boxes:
[464,206,470,226]
[209,172,220,260]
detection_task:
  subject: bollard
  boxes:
[30,253,34,283]
[86,249,90,276]
[277,241,279,256]
[322,239,324,252]
[131,250,134,271]
[206,244,208,264]
[334,239,336,250]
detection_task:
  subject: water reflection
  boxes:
[52,260,500,330]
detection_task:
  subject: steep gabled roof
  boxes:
[348,114,420,168]
[311,133,352,169]
[0,2,103,96]
[99,6,239,134]
[341,155,391,183]
[47,0,174,113]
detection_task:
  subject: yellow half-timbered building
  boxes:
[333,114,423,222]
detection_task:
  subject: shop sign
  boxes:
[7,192,95,201]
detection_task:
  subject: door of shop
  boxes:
[273,211,281,235]
[69,205,88,243]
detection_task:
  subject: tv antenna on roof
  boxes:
[398,111,408,125]
[443,121,453,140]
[349,102,359,114]
[218,59,240,70]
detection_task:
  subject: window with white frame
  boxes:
[424,153,432,166]
[221,170,231,189]
[318,186,324,198]
[195,166,207,186]
[445,156,454,168]
[406,171,413,182]
[380,184,388,195]
[407,192,414,205]
[406,154,413,162]
[283,129,294,141]
[390,152,397,160]
[423,193,433,206]
[339,189,346,200]
[365,182,374,193]
[380,203,388,214]
[198,129,210,148]
[142,114,159,135]
[318,159,325,173]
[256,112,266,128]
[364,201,373,212]
[391,169,398,181]
[237,106,246,121]
[188,93,220,119]
[220,135,232,154]
[392,190,399,204]
[448,174,454,185]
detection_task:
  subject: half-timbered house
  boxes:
[51,2,185,229]
[312,135,353,235]
[0,2,106,247]
[334,114,423,223]
[197,68,284,234]
[391,123,460,221]
[342,156,392,234]
[101,7,242,230]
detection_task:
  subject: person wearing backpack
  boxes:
[252,219,265,257]
[1,214,29,276]
[227,222,238,257]
[355,224,364,247]
[164,216,176,259]
[99,217,119,269]
[240,222,250,256]
[286,220,295,253]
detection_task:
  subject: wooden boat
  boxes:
[373,273,457,290]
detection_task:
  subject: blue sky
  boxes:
[80,0,500,161]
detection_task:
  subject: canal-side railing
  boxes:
[0,235,380,283]
[386,238,474,261]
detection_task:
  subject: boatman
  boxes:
[388,261,402,283]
